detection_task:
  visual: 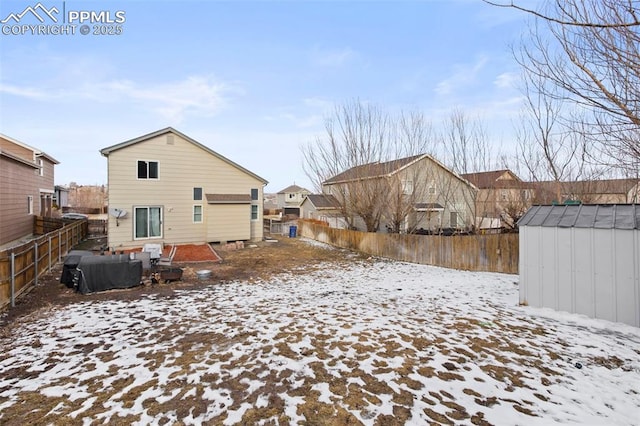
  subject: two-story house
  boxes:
[100,128,268,250]
[461,169,532,229]
[0,134,59,247]
[531,178,640,205]
[321,154,477,233]
[276,184,311,217]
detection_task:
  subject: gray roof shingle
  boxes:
[518,204,640,229]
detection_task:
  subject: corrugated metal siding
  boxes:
[519,212,640,327]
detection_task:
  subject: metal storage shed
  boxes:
[518,204,640,327]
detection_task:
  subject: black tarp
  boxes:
[74,254,142,294]
[61,250,94,288]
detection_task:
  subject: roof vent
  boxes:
[167,134,174,145]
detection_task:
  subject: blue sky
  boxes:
[0,0,540,192]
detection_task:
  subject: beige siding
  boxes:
[207,204,251,242]
[250,216,263,241]
[106,133,264,249]
[322,156,477,232]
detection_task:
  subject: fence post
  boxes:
[48,235,52,272]
[34,241,38,287]
[10,252,15,308]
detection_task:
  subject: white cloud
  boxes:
[1,75,236,123]
[435,55,489,96]
[309,46,358,67]
[303,96,333,110]
[0,83,49,100]
[494,71,519,89]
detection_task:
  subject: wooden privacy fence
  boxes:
[0,217,87,309]
[298,222,519,274]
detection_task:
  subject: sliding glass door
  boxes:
[134,206,162,239]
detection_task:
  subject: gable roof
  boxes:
[532,179,639,195]
[323,154,424,184]
[100,127,268,184]
[0,133,60,164]
[323,153,477,190]
[519,204,640,229]
[303,194,340,209]
[461,170,522,189]
[278,184,310,194]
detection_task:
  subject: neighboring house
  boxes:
[0,134,58,247]
[300,194,348,228]
[276,184,311,216]
[54,185,70,209]
[531,179,640,205]
[461,169,532,229]
[100,127,268,250]
[321,154,477,233]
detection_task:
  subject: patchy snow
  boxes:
[1,259,639,425]
[298,236,336,250]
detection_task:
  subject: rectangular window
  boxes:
[137,160,159,179]
[402,180,413,195]
[37,159,44,176]
[251,188,259,200]
[193,187,203,200]
[428,187,436,195]
[27,195,33,214]
[193,205,203,223]
[450,211,458,228]
[251,204,258,220]
[134,206,162,239]
[501,190,508,201]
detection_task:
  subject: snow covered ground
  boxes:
[1,249,639,425]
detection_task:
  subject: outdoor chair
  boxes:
[157,244,177,267]
[142,243,163,263]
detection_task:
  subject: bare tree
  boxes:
[302,101,435,233]
[70,184,107,210]
[302,100,388,231]
[483,0,640,28]
[383,112,436,233]
[513,50,611,203]
[438,109,493,231]
[441,108,493,175]
[496,0,640,174]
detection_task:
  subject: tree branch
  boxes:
[482,0,640,28]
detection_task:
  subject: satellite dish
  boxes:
[109,208,128,218]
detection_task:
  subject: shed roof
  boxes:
[205,193,252,204]
[518,204,640,230]
[303,194,340,209]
